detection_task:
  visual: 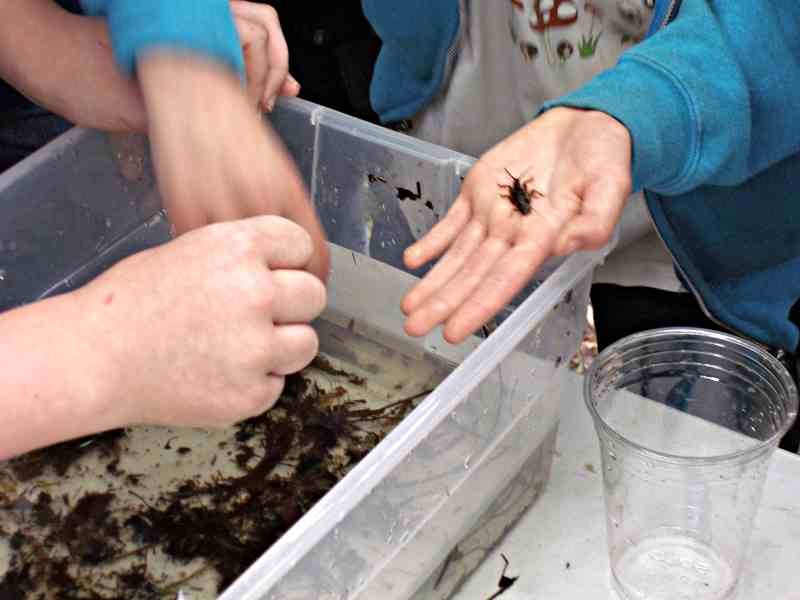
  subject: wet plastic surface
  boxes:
[0,98,614,598]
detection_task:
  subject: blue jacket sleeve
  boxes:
[542,0,800,196]
[80,0,244,77]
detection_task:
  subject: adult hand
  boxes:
[138,52,330,281]
[401,108,632,343]
[80,216,326,429]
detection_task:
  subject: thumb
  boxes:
[553,174,630,255]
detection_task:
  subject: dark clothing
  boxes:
[0,108,72,172]
[591,284,800,453]
[267,0,381,123]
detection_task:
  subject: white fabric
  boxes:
[408,0,682,291]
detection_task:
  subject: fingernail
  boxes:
[266,99,275,112]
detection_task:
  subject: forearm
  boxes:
[0,292,125,459]
[81,0,244,78]
[543,0,800,195]
[0,0,146,131]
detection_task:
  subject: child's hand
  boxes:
[231,1,300,112]
[138,52,329,281]
[0,2,298,134]
[401,108,632,343]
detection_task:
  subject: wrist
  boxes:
[68,285,135,430]
[0,290,129,458]
[138,51,248,120]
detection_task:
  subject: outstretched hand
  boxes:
[401,108,632,343]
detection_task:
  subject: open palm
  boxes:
[401,108,633,343]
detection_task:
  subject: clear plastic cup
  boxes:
[584,328,798,600]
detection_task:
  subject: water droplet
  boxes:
[463,456,471,469]
[105,218,112,229]
[0,268,6,281]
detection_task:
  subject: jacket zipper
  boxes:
[644,203,772,351]
[657,0,681,30]
[645,0,776,352]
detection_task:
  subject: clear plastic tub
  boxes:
[0,98,615,598]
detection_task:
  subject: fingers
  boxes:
[401,219,486,314]
[245,215,314,269]
[403,195,472,270]
[261,17,290,110]
[238,374,285,420]
[230,1,289,111]
[271,269,327,323]
[269,324,319,375]
[404,236,510,337]
[443,241,547,343]
[236,18,269,107]
[305,237,331,284]
[280,206,330,281]
[261,374,286,412]
[279,74,301,98]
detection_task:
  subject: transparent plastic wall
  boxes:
[220,254,597,600]
[0,98,613,599]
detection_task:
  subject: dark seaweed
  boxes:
[1,367,429,598]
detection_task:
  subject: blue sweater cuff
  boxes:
[81,0,244,77]
[541,54,698,195]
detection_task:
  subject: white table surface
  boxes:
[452,374,800,600]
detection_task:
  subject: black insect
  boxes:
[397,181,422,201]
[498,168,543,215]
[487,553,520,599]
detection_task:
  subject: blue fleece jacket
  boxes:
[79,0,244,77]
[364,0,800,351]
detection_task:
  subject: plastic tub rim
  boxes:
[584,326,799,467]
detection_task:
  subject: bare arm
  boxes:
[0,217,325,460]
[0,0,146,131]
[0,292,125,460]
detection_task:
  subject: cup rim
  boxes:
[584,327,799,465]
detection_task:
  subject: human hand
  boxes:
[231,1,301,111]
[138,52,329,280]
[79,216,326,429]
[401,108,632,343]
[0,1,298,133]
